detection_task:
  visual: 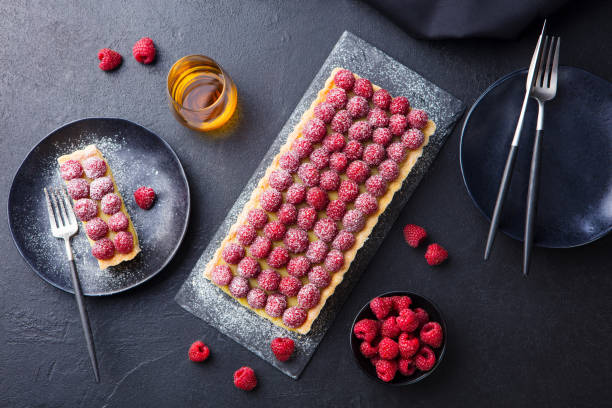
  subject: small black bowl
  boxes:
[349,291,447,385]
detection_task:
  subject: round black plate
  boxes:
[460,66,612,248]
[8,118,190,295]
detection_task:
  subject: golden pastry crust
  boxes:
[204,68,436,334]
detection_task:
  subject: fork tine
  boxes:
[44,188,58,230]
[60,188,78,225]
[549,37,560,89]
[55,189,70,226]
[536,36,550,87]
[543,37,556,88]
[48,189,64,227]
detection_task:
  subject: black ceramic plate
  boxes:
[8,118,190,295]
[350,291,446,385]
[460,67,612,248]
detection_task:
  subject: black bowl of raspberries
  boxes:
[350,291,446,385]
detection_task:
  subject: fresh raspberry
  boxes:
[264,220,286,241]
[90,177,114,200]
[392,295,412,312]
[249,236,272,259]
[309,147,330,170]
[319,170,340,192]
[398,332,420,358]
[279,151,300,173]
[113,231,134,254]
[237,256,261,278]
[283,228,309,253]
[222,242,245,264]
[292,139,313,159]
[330,110,352,133]
[246,288,267,309]
[324,249,344,272]
[372,127,393,146]
[188,341,210,362]
[211,265,233,286]
[346,96,369,118]
[378,159,399,182]
[83,157,107,179]
[270,337,295,362]
[85,217,108,240]
[398,358,416,376]
[326,87,347,109]
[332,230,355,251]
[306,187,328,211]
[132,37,156,64]
[314,218,337,243]
[260,189,282,212]
[354,319,380,343]
[298,163,320,187]
[365,175,387,197]
[234,366,257,391]
[297,283,320,309]
[342,209,365,233]
[425,243,448,266]
[329,152,348,173]
[333,69,355,90]
[346,160,370,183]
[420,322,443,348]
[74,198,98,221]
[101,193,122,215]
[326,199,346,221]
[308,265,331,288]
[282,306,308,328]
[133,186,155,209]
[322,133,346,152]
[387,142,407,163]
[297,206,317,230]
[401,129,425,150]
[353,78,373,99]
[378,337,399,360]
[362,144,386,168]
[414,307,430,327]
[397,309,420,332]
[265,293,287,317]
[108,212,129,232]
[407,109,428,129]
[390,96,410,115]
[370,297,392,320]
[375,358,397,382]
[279,275,302,297]
[267,246,290,268]
[67,178,89,200]
[286,183,307,205]
[314,102,336,123]
[277,203,297,225]
[92,238,114,260]
[367,107,389,128]
[403,224,427,248]
[343,140,363,160]
[257,269,281,291]
[97,48,122,71]
[348,121,372,142]
[303,118,327,143]
[381,316,401,339]
[306,240,328,264]
[360,340,379,358]
[355,193,378,215]
[229,276,250,298]
[338,179,359,202]
[372,89,392,109]
[269,169,292,191]
[389,114,408,136]
[236,224,257,245]
[287,256,311,278]
[415,346,436,371]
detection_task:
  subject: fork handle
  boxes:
[68,257,100,382]
[523,128,543,276]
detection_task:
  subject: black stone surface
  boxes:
[1,1,611,407]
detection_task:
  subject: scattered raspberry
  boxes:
[83,157,107,179]
[287,256,311,278]
[381,316,401,339]
[297,283,320,309]
[392,295,412,312]
[348,121,372,142]
[414,307,430,327]
[367,107,389,128]
[306,187,328,211]
[415,346,436,371]
[355,193,378,215]
[343,140,363,160]
[292,139,313,159]
[237,256,261,278]
[360,341,379,358]
[113,231,133,254]
[401,129,425,150]
[329,152,348,173]
[108,212,129,232]
[322,132,346,152]
[354,319,380,343]
[425,243,448,266]
[306,240,328,264]
[378,159,399,182]
[403,224,427,248]
[303,118,327,143]
[74,198,98,221]
[338,179,359,202]
[101,193,122,215]
[264,220,286,241]
[260,189,282,212]
[90,177,114,200]
[249,236,272,259]
[67,178,89,200]
[324,249,344,273]
[188,341,210,362]
[309,147,330,170]
[407,109,428,129]
[92,238,114,260]
[267,246,290,268]
[332,230,355,251]
[326,199,346,221]
[236,224,257,246]
[298,163,320,187]
[333,69,355,90]
[314,218,338,243]
[390,96,410,115]
[365,175,387,197]
[346,96,369,118]
[257,269,281,291]
[85,217,108,240]
[286,183,307,205]
[229,276,250,298]
[222,242,245,264]
[265,293,287,317]
[342,209,365,233]
[132,37,156,64]
[387,142,407,163]
[420,322,443,348]
[211,265,233,286]
[283,228,309,253]
[353,78,373,99]
[133,186,155,209]
[330,109,352,133]
[346,160,370,183]
[308,265,331,288]
[372,89,392,109]
[378,337,399,360]
[397,309,420,332]
[297,206,317,230]
[398,357,416,376]
[376,359,397,382]
[279,275,302,297]
[314,102,336,123]
[97,48,122,71]
[279,151,300,173]
[269,169,292,191]
[247,288,267,309]
[270,337,295,362]
[389,114,408,136]
[370,297,391,320]
[372,127,393,146]
[277,203,297,225]
[326,87,347,109]
[319,170,340,192]
[283,306,308,328]
[233,366,257,391]
[398,332,420,359]
[247,208,268,229]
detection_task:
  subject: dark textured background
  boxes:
[1,1,611,407]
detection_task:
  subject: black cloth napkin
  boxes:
[362,0,569,39]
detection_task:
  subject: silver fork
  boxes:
[523,36,560,276]
[44,188,100,382]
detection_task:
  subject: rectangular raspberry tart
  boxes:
[58,144,140,269]
[204,68,436,334]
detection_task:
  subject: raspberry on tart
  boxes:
[265,293,287,318]
[237,256,261,278]
[279,151,300,173]
[326,87,348,109]
[326,199,346,221]
[89,177,113,200]
[367,107,389,128]
[303,118,327,143]
[297,206,318,230]
[331,109,352,133]
[247,208,268,229]
[329,152,349,173]
[346,96,369,118]
[362,143,386,166]
[343,140,363,160]
[83,157,107,179]
[108,212,129,232]
[310,147,330,170]
[372,127,393,146]
[257,269,281,291]
[306,187,329,211]
[314,102,336,123]
[333,68,355,90]
[67,178,89,200]
[287,256,311,278]
[277,203,297,225]
[86,217,109,240]
[372,89,391,109]
[319,170,340,192]
[59,160,83,180]
[113,231,134,254]
[286,183,307,204]
[323,132,346,152]
[101,193,122,215]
